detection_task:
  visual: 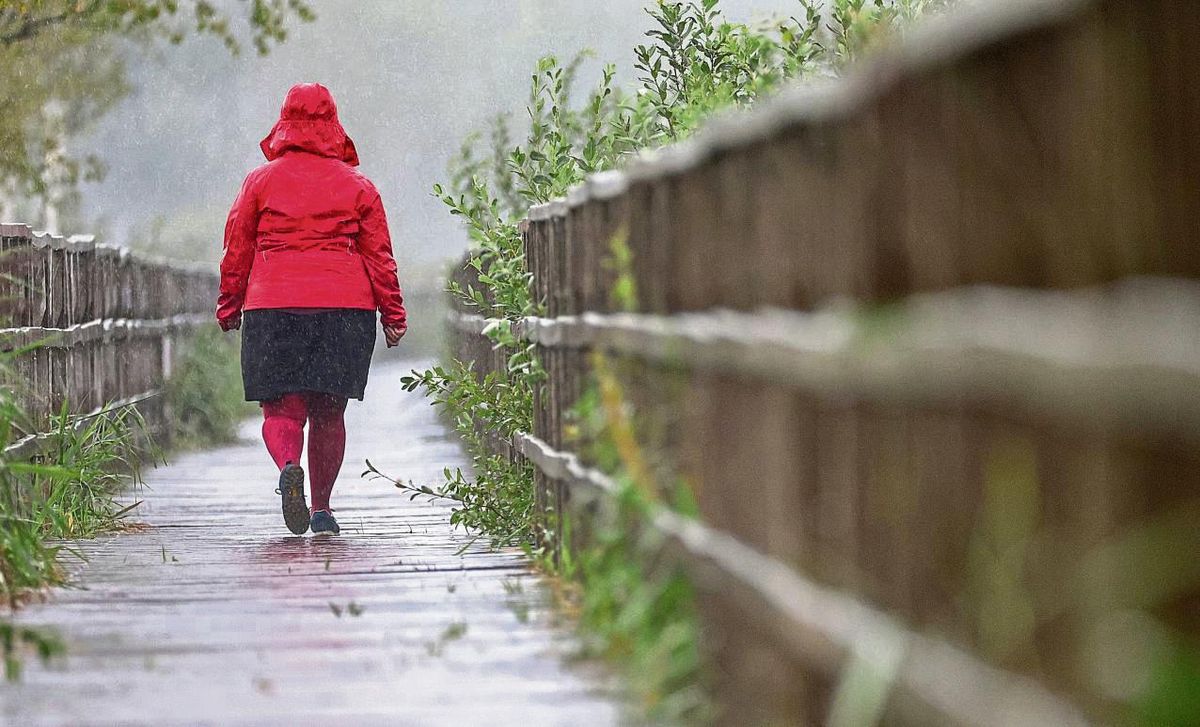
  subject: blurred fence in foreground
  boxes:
[449,0,1200,724]
[0,223,218,456]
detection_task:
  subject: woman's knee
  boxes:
[304,392,347,425]
[262,392,308,423]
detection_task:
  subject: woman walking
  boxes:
[217,83,406,536]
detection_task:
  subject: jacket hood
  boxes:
[260,83,359,166]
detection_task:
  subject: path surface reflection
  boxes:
[0,361,622,726]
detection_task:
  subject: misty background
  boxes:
[76,0,796,274]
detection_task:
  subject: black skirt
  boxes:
[241,309,376,402]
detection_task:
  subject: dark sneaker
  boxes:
[277,463,309,535]
[310,510,340,536]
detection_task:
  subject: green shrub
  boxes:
[0,622,63,682]
[0,374,151,679]
[406,0,951,549]
[165,325,254,449]
[33,402,151,539]
[0,393,148,597]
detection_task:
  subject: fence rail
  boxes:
[0,223,218,448]
[511,428,1091,727]
[447,0,1200,724]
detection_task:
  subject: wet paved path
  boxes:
[1,360,621,726]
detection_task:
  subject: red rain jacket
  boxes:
[217,83,406,330]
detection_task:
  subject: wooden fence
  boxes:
[0,223,218,456]
[448,0,1200,724]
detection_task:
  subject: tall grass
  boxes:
[0,379,60,602]
[0,356,157,679]
[0,321,247,577]
[0,622,63,683]
[33,402,151,539]
[0,397,143,600]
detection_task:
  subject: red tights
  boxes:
[261,392,347,513]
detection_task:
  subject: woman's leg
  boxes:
[261,393,308,469]
[305,392,348,513]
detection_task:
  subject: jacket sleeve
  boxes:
[357,189,407,330]
[216,171,262,325]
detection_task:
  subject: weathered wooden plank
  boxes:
[0,313,212,350]
[523,0,1197,308]
[0,222,217,432]
[452,280,1200,442]
[2,390,164,460]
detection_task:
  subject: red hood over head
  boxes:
[260,83,359,166]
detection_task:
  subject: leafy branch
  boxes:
[0,0,315,54]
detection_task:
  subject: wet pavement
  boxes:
[0,360,621,726]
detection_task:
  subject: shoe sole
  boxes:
[280,465,310,535]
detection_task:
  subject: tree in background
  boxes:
[0,0,314,228]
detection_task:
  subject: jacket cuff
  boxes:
[381,314,406,330]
